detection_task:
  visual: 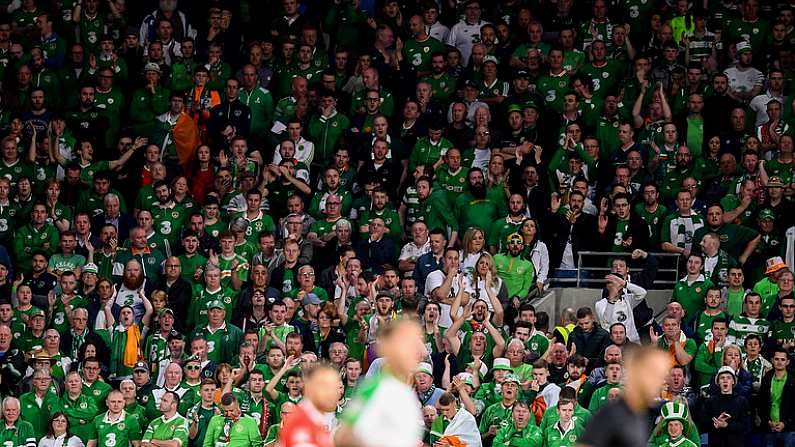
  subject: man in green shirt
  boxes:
[692,204,760,264]
[671,253,714,323]
[20,367,59,439]
[409,121,454,172]
[142,391,189,447]
[186,379,219,447]
[189,300,244,364]
[203,392,263,447]
[87,390,143,447]
[415,177,458,246]
[60,371,100,444]
[759,347,794,444]
[494,401,543,447]
[454,168,500,236]
[494,234,535,299]
[480,374,521,441]
[0,397,36,447]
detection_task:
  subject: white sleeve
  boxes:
[626,282,647,305]
[424,271,444,297]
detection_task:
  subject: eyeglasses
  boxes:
[185,365,201,371]
[781,304,795,308]
[53,419,67,424]
[301,272,315,277]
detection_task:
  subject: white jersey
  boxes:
[446,19,490,63]
[342,372,423,447]
[425,270,470,328]
[594,282,647,343]
[724,66,764,95]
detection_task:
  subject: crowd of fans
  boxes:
[0,0,792,446]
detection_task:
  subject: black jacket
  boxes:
[699,392,751,447]
[153,276,192,332]
[570,326,611,373]
[756,371,795,431]
[543,211,598,272]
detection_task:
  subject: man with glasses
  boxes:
[287,266,329,304]
[20,368,59,439]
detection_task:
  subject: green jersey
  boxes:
[403,37,445,73]
[189,323,244,364]
[218,254,250,286]
[203,414,262,447]
[59,393,100,444]
[494,422,542,447]
[537,72,570,113]
[189,286,238,329]
[671,275,714,319]
[488,217,524,252]
[634,203,668,249]
[185,403,219,447]
[82,379,112,412]
[588,383,621,412]
[0,421,36,447]
[479,402,516,434]
[435,166,469,205]
[769,319,795,347]
[494,253,535,298]
[581,61,623,99]
[454,192,500,234]
[91,410,143,447]
[409,137,454,172]
[729,315,769,347]
[143,414,189,447]
[543,420,585,447]
[421,73,456,103]
[20,390,59,440]
[152,204,189,244]
[234,211,276,246]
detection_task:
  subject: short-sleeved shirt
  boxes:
[143,413,189,447]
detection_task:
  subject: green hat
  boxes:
[206,300,225,311]
[29,308,46,319]
[82,263,99,274]
[417,362,433,376]
[457,372,475,387]
[507,104,522,115]
[492,358,512,371]
[503,373,521,384]
[661,401,690,425]
[736,41,752,54]
[758,208,775,221]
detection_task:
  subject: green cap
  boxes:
[206,300,225,311]
[29,308,46,319]
[503,373,521,384]
[758,208,775,221]
[507,104,522,115]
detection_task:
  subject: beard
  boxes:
[123,271,145,290]
[470,183,487,199]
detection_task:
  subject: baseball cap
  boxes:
[456,372,474,387]
[82,263,99,274]
[206,299,225,311]
[417,362,433,376]
[513,70,530,80]
[758,208,775,221]
[483,55,498,65]
[507,104,522,115]
[302,293,322,306]
[503,373,521,384]
[736,41,752,54]
[167,330,184,342]
[143,62,161,74]
[133,362,149,373]
[29,309,46,319]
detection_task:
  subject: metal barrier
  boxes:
[549,251,682,288]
